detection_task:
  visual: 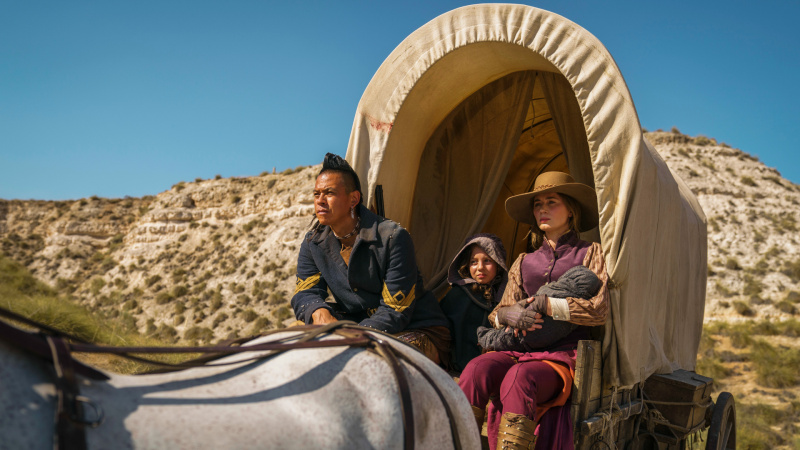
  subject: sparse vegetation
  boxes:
[693,135,712,146]
[740,175,757,187]
[145,274,162,288]
[750,339,800,388]
[733,300,754,316]
[155,292,174,305]
[742,275,763,297]
[783,258,800,279]
[184,326,214,343]
[0,254,194,373]
[724,257,742,271]
[242,309,258,322]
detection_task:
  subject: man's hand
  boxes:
[311,308,337,325]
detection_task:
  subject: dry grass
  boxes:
[1,253,196,374]
[698,321,800,449]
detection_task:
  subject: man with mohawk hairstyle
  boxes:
[291,153,451,364]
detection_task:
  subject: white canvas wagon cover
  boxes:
[345,4,707,389]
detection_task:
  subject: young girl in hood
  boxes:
[440,233,508,372]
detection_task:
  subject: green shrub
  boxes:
[155,292,173,305]
[210,291,223,312]
[779,215,798,232]
[783,259,800,279]
[764,175,784,186]
[269,291,286,305]
[736,403,790,449]
[90,277,106,296]
[750,339,800,388]
[171,285,188,298]
[743,275,763,297]
[109,233,125,250]
[777,319,800,337]
[212,312,229,328]
[248,317,271,335]
[724,258,742,270]
[145,274,162,288]
[750,257,769,276]
[155,324,178,343]
[693,135,711,146]
[184,326,214,343]
[786,291,800,303]
[122,298,137,311]
[741,176,757,187]
[242,309,258,323]
[271,306,292,321]
[776,301,796,314]
[243,220,259,233]
[715,281,735,298]
[734,299,755,316]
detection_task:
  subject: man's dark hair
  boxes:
[319,153,363,205]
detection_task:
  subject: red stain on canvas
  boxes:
[368,116,393,133]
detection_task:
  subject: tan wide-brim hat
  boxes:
[505,171,599,231]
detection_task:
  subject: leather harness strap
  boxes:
[47,336,88,450]
[1,312,463,450]
[369,335,416,450]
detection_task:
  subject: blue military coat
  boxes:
[291,205,448,333]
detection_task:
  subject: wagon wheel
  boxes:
[706,392,735,450]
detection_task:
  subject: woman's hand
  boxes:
[496,300,544,336]
[526,294,551,316]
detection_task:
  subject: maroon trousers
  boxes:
[458,352,563,449]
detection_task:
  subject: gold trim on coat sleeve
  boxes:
[294,273,321,295]
[381,283,416,312]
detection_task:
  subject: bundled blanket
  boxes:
[477,265,601,351]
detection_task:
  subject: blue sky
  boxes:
[2,1,799,200]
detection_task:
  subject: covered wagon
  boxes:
[345,4,734,448]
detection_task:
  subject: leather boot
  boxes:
[497,412,538,450]
[471,405,485,431]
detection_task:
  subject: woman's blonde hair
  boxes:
[528,193,582,251]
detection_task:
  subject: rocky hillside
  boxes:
[2,132,800,344]
[647,130,800,322]
[1,167,316,343]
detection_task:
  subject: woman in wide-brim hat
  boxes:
[458,171,610,450]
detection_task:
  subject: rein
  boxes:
[0,307,463,450]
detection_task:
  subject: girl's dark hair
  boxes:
[456,244,502,302]
[318,153,363,205]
